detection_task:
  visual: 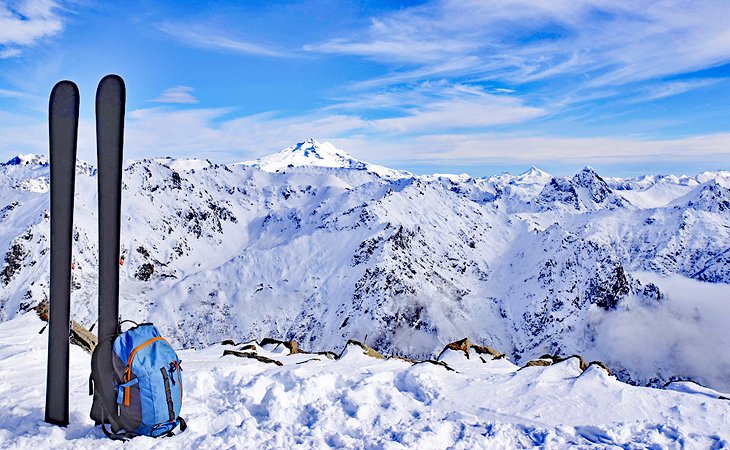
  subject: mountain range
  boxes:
[1,138,729,391]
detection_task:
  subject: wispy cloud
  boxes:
[333,133,730,167]
[633,79,724,103]
[2,101,730,172]
[0,87,38,99]
[0,47,21,58]
[325,82,545,133]
[0,0,65,58]
[159,22,292,58]
[150,85,199,104]
[120,101,730,168]
[306,0,730,92]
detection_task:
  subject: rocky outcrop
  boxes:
[260,337,300,355]
[586,360,612,376]
[437,337,504,360]
[70,321,97,354]
[523,358,552,368]
[341,340,385,359]
[33,300,96,354]
[222,349,283,366]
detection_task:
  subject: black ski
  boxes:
[90,75,126,423]
[45,80,80,427]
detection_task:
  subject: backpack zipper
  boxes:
[122,336,170,406]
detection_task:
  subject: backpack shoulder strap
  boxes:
[100,413,139,441]
[89,334,118,425]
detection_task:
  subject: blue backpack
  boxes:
[91,322,186,439]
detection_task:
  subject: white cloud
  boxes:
[158,22,292,58]
[0,0,64,57]
[150,86,199,104]
[632,79,724,103]
[333,132,730,167]
[306,0,730,92]
[327,82,545,133]
[0,47,21,58]
[3,100,730,171]
[0,87,38,99]
[370,97,543,133]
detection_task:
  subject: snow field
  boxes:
[0,314,728,449]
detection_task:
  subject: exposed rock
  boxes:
[439,337,471,359]
[260,337,300,355]
[553,354,588,371]
[295,358,322,364]
[437,337,505,361]
[522,358,553,368]
[222,349,283,366]
[221,339,236,346]
[389,355,418,364]
[416,360,456,372]
[34,300,96,354]
[588,266,630,310]
[70,320,97,354]
[341,339,384,359]
[135,262,155,281]
[587,361,612,376]
[34,300,49,322]
[315,351,339,360]
[2,239,29,285]
[471,343,504,359]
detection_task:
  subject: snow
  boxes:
[0,313,728,449]
[608,171,730,209]
[1,140,730,417]
[665,381,730,400]
[617,182,695,209]
[3,154,49,166]
[153,157,211,173]
[242,139,411,179]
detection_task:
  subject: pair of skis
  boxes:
[45,75,126,427]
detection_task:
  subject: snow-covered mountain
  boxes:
[1,139,729,392]
[244,138,410,178]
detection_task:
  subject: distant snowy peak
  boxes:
[518,165,551,181]
[535,167,630,211]
[3,154,48,166]
[672,179,730,213]
[696,170,730,184]
[248,139,362,171]
[244,139,411,178]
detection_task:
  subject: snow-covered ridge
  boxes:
[2,153,49,166]
[242,138,411,178]
[244,139,359,171]
[1,141,730,394]
[0,313,728,448]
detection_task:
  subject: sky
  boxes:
[1,0,730,177]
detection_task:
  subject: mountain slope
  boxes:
[1,143,729,392]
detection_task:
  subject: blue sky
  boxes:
[1,0,730,176]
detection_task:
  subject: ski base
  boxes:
[45,80,80,427]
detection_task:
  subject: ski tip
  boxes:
[49,81,80,118]
[97,74,125,90]
[50,80,79,99]
[96,74,126,105]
